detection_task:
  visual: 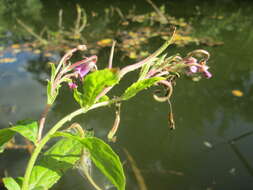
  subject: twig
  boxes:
[115,7,125,21]
[95,28,176,102]
[123,148,148,190]
[108,40,116,69]
[58,9,63,31]
[229,130,253,143]
[119,28,176,78]
[39,26,47,37]
[167,99,175,130]
[145,0,168,24]
[75,5,82,34]
[229,142,253,176]
[17,19,48,45]
[74,4,87,34]
[37,104,51,142]
[107,103,121,142]
[79,9,87,33]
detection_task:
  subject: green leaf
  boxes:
[0,120,38,153]
[73,88,83,106]
[0,129,15,153]
[47,80,59,105]
[54,133,125,190]
[15,177,23,188]
[81,69,119,107]
[31,187,46,190]
[50,62,56,82]
[28,137,83,190]
[138,62,152,81]
[47,81,53,105]
[80,137,125,190]
[152,54,167,69]
[121,77,165,100]
[3,177,21,190]
[98,95,109,103]
[11,120,38,143]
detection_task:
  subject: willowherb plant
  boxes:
[0,29,212,190]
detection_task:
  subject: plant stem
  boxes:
[21,101,110,190]
[96,29,176,101]
[119,28,175,78]
[37,104,51,142]
[108,40,116,69]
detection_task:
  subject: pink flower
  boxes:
[68,82,78,89]
[184,57,212,78]
[184,57,198,74]
[200,65,212,78]
[75,63,91,78]
[69,56,97,79]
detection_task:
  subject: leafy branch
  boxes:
[1,29,212,190]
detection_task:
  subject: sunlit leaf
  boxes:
[54,133,125,190]
[97,38,113,47]
[11,120,38,143]
[0,58,17,64]
[11,44,21,49]
[129,52,137,59]
[122,77,165,100]
[33,49,41,54]
[0,129,15,153]
[3,177,21,190]
[15,177,23,188]
[232,89,243,97]
[46,81,53,105]
[81,69,119,107]
[138,63,151,81]
[49,62,56,81]
[0,120,38,153]
[31,187,46,190]
[28,137,83,190]
[47,80,59,105]
[73,88,83,106]
[79,137,125,190]
[98,95,109,103]
[44,53,53,57]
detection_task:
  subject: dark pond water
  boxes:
[1,0,253,189]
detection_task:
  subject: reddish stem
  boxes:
[37,104,51,142]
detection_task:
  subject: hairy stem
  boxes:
[37,104,51,142]
[119,28,175,78]
[108,40,116,69]
[96,29,176,101]
[21,101,110,190]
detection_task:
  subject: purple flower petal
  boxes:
[74,60,97,78]
[201,65,212,78]
[189,65,198,73]
[203,70,212,78]
[68,82,78,89]
[185,57,198,65]
[75,63,90,78]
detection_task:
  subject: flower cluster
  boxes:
[131,49,212,103]
[67,55,98,89]
[48,45,98,104]
[183,50,212,79]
